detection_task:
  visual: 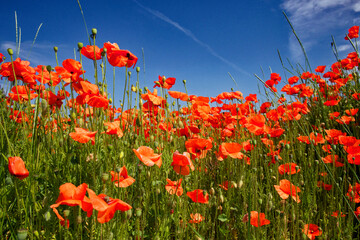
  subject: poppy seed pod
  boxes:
[136,67,140,72]
[17,229,28,240]
[91,28,97,35]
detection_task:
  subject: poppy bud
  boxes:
[63,210,70,217]
[44,211,51,221]
[126,209,132,219]
[102,173,109,182]
[131,85,137,92]
[46,65,52,73]
[219,194,224,203]
[77,42,83,50]
[135,208,142,217]
[119,151,124,159]
[285,144,290,150]
[238,180,243,189]
[71,112,77,120]
[7,48,13,56]
[258,199,263,205]
[209,187,215,195]
[136,67,140,72]
[91,28,97,35]
[76,216,82,224]
[53,46,58,52]
[17,228,28,240]
[156,188,161,194]
[8,157,29,180]
[128,71,131,77]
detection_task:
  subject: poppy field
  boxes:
[2,25,360,239]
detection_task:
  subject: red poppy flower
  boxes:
[189,213,204,223]
[168,91,189,101]
[69,128,97,145]
[331,211,346,218]
[105,43,138,68]
[245,94,258,103]
[165,178,183,196]
[171,151,194,175]
[250,211,270,227]
[315,65,326,73]
[274,179,301,203]
[244,114,265,135]
[81,45,103,60]
[154,75,176,89]
[50,183,93,227]
[219,181,234,191]
[288,76,299,84]
[187,189,209,204]
[302,224,322,239]
[0,52,4,63]
[8,156,29,180]
[133,146,162,168]
[87,189,132,223]
[345,26,359,40]
[103,121,123,138]
[321,154,344,167]
[278,163,300,175]
[185,138,213,160]
[110,166,135,188]
[8,85,38,102]
[317,181,332,191]
[219,142,244,159]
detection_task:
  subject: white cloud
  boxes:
[0,41,65,66]
[281,0,360,61]
[337,44,352,52]
[132,0,251,76]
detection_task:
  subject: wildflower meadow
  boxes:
[1,13,360,240]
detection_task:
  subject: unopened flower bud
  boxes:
[7,48,13,56]
[77,42,83,50]
[54,46,58,52]
[136,67,140,72]
[91,28,97,35]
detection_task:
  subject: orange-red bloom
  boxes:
[187,189,209,204]
[189,213,204,223]
[133,146,162,167]
[274,179,301,203]
[171,151,194,175]
[154,75,176,89]
[302,224,322,239]
[185,138,213,160]
[50,183,93,227]
[8,156,29,180]
[219,142,244,159]
[69,128,97,145]
[250,211,270,227]
[110,166,135,188]
[345,26,359,40]
[278,163,300,175]
[81,45,103,60]
[87,189,132,223]
[165,178,183,196]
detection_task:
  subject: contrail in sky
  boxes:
[132,0,251,76]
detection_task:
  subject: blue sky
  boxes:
[1,0,360,104]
